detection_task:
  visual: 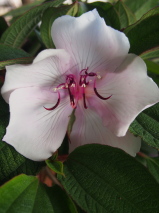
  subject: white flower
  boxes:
[1,10,159,161]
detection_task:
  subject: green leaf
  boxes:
[87,2,121,30]
[0,0,65,48]
[58,144,159,213]
[130,103,159,150]
[0,44,33,69]
[140,47,159,60]
[4,0,45,17]
[146,157,159,183]
[148,73,159,86]
[144,60,159,75]
[136,152,159,184]
[0,17,8,38]
[58,135,69,156]
[114,1,136,28]
[76,206,86,213]
[76,2,88,16]
[0,174,78,213]
[41,3,78,48]
[46,159,64,175]
[124,7,159,55]
[123,0,159,20]
[0,142,44,186]
[0,95,44,185]
[0,91,9,140]
[67,2,79,16]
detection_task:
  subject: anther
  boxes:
[97,75,101,79]
[81,84,86,88]
[65,83,68,88]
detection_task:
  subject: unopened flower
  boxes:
[1,10,159,161]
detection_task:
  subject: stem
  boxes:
[45,166,63,189]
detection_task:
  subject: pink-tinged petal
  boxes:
[52,9,130,74]
[3,87,72,161]
[69,102,141,157]
[1,49,71,103]
[89,54,159,136]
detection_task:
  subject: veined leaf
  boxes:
[4,0,45,17]
[0,174,78,213]
[130,103,159,150]
[0,141,44,186]
[58,144,159,213]
[114,1,136,28]
[123,0,159,20]
[136,152,159,184]
[0,44,31,60]
[0,44,33,69]
[0,0,65,48]
[146,157,159,183]
[140,47,159,60]
[144,60,159,75]
[124,7,159,55]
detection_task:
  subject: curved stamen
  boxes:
[44,91,60,111]
[44,99,60,111]
[80,67,88,75]
[94,87,112,100]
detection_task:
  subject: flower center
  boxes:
[44,68,112,111]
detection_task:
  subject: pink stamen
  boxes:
[68,87,75,107]
[79,75,88,86]
[44,67,111,111]
[80,67,88,75]
[83,93,87,109]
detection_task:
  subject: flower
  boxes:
[1,10,159,161]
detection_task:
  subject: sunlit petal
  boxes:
[52,9,130,75]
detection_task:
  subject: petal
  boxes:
[52,9,130,74]
[3,87,72,161]
[69,102,141,157]
[89,54,159,136]
[1,49,71,103]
